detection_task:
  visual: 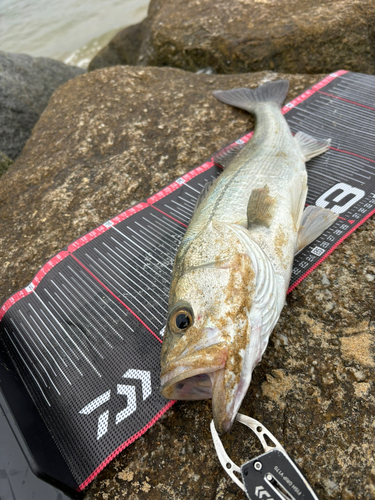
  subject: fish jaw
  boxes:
[160,342,228,400]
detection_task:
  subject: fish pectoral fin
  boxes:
[193,180,215,215]
[296,205,338,253]
[294,131,331,162]
[213,142,246,169]
[247,185,276,228]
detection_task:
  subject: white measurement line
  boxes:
[141,215,183,239]
[28,312,72,386]
[172,198,194,212]
[17,312,58,379]
[295,105,375,139]
[111,229,173,273]
[163,203,190,222]
[69,265,131,320]
[134,221,180,253]
[34,308,83,377]
[107,240,171,287]
[85,252,161,325]
[68,267,135,333]
[5,327,51,406]
[42,289,102,377]
[27,303,68,367]
[45,293,90,353]
[184,191,198,202]
[52,281,110,351]
[143,218,184,247]
[33,294,84,374]
[93,248,167,315]
[38,309,83,375]
[185,183,201,194]
[59,274,123,341]
[176,195,195,208]
[148,212,186,232]
[101,242,170,298]
[135,221,182,254]
[127,226,176,263]
[5,325,47,387]
[12,317,61,396]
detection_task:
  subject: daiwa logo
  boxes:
[79,369,152,440]
[255,486,274,499]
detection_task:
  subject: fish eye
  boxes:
[169,307,194,334]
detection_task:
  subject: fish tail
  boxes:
[212,80,289,113]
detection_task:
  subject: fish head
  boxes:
[160,221,260,434]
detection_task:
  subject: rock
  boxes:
[89,0,375,76]
[0,150,13,178]
[0,67,374,499]
[0,51,85,160]
[88,20,148,72]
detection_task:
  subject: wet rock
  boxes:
[0,66,373,499]
[89,0,375,75]
[0,51,85,160]
[0,151,13,178]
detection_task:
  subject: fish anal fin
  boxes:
[193,180,214,215]
[213,142,246,169]
[294,131,331,162]
[247,185,276,228]
[296,205,338,253]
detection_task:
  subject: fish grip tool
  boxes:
[210,413,319,500]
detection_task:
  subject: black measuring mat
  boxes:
[0,70,374,493]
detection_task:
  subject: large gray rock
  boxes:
[0,52,85,160]
[89,0,375,76]
[0,67,374,499]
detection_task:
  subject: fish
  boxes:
[160,80,337,435]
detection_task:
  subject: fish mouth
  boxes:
[160,341,228,400]
[160,364,225,400]
[160,361,236,435]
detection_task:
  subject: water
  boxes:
[0,0,150,68]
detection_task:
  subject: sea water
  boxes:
[0,0,150,68]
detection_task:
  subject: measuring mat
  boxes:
[0,70,374,493]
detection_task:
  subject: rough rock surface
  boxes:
[0,151,13,178]
[89,0,375,76]
[0,51,85,160]
[89,20,148,72]
[0,67,374,499]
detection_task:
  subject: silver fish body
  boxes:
[160,81,336,434]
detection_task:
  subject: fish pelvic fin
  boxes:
[294,131,331,162]
[296,205,338,253]
[212,80,289,113]
[247,185,276,228]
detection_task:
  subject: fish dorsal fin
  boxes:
[193,180,214,215]
[290,172,308,229]
[213,142,246,168]
[296,205,338,253]
[247,185,276,228]
[294,131,331,162]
